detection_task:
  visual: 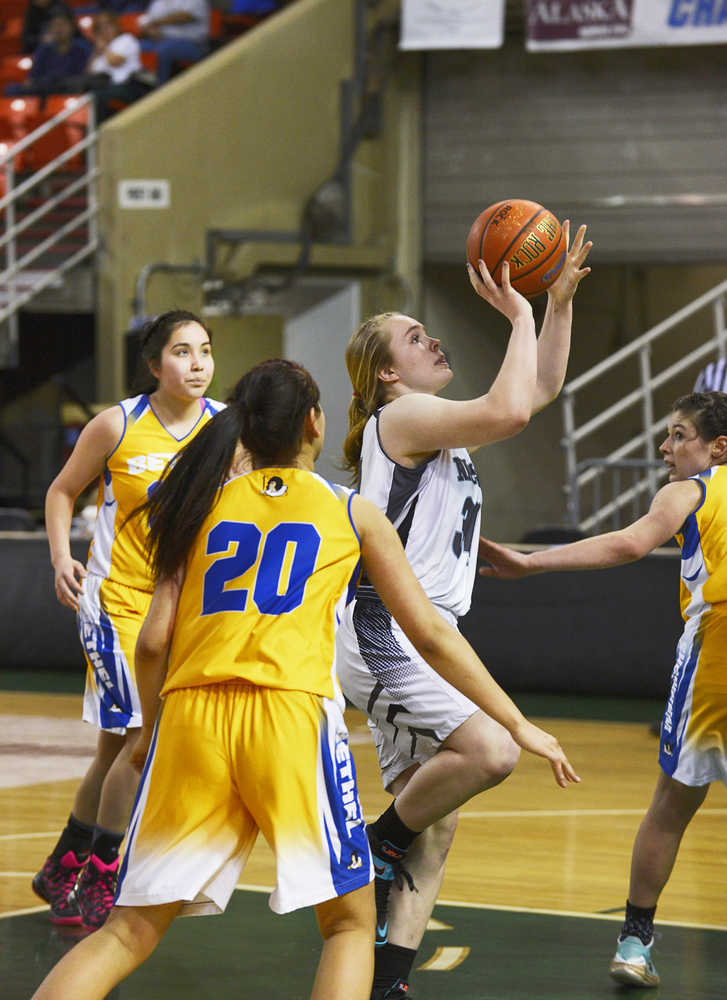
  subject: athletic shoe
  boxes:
[366,826,417,947]
[609,935,660,987]
[72,854,119,931]
[371,980,409,999]
[32,851,85,926]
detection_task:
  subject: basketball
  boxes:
[466,199,567,299]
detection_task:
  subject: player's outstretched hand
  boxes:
[546,221,592,307]
[54,556,87,610]
[467,258,533,325]
[478,537,533,579]
[511,718,580,788]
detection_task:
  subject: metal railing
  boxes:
[561,277,727,532]
[568,458,667,534]
[0,93,99,364]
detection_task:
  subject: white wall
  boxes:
[283,282,361,487]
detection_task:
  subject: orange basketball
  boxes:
[466,199,567,299]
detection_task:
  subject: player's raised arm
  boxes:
[532,221,592,414]
[378,263,537,458]
[350,493,579,788]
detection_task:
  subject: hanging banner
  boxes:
[526,0,727,50]
[400,0,505,50]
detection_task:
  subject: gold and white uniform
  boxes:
[78,393,225,732]
[115,468,373,915]
[661,464,727,786]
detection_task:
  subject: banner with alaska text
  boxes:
[526,0,727,51]
[400,0,505,50]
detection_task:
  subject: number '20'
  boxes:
[201,520,321,616]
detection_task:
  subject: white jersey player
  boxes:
[337,222,592,1000]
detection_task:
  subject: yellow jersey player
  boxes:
[479,390,727,990]
[33,359,577,1000]
[34,310,224,931]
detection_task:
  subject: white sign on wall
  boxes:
[118,179,171,209]
[526,0,727,50]
[400,0,505,49]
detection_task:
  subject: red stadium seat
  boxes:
[140,49,158,73]
[0,95,41,139]
[0,54,32,88]
[0,96,41,171]
[0,96,87,171]
[1,1,27,17]
[37,95,88,170]
[118,12,142,36]
[0,16,23,58]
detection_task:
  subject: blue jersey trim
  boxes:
[115,715,161,901]
[347,490,360,545]
[679,509,702,561]
[105,401,129,463]
[319,717,369,895]
[204,397,225,416]
[659,633,701,776]
[130,394,148,422]
[80,605,134,730]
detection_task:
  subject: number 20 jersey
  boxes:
[358,410,482,619]
[162,468,362,700]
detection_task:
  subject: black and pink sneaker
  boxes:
[73,854,119,931]
[32,850,85,925]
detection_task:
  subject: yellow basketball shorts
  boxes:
[660,610,727,787]
[78,573,150,734]
[115,682,373,916]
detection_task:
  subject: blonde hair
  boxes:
[342,312,398,483]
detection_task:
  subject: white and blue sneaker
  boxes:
[609,935,660,987]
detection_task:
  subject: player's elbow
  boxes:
[612,533,647,563]
[497,408,530,439]
[534,382,562,410]
[412,617,449,662]
[135,631,166,661]
[510,408,531,434]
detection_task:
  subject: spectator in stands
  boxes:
[5,10,90,97]
[98,0,148,10]
[694,356,727,393]
[137,0,210,84]
[21,0,76,55]
[226,0,281,12]
[85,11,150,122]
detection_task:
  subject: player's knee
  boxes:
[104,907,162,963]
[472,730,521,788]
[495,734,521,779]
[316,886,375,942]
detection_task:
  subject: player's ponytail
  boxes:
[342,312,397,483]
